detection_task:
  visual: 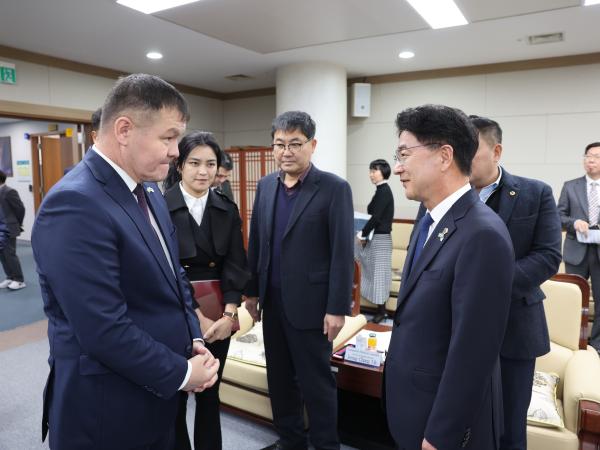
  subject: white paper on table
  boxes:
[346,330,392,353]
[576,230,600,244]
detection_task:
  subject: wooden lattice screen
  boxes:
[225,146,277,246]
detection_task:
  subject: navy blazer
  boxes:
[32,149,201,449]
[494,169,561,358]
[245,165,354,329]
[415,170,561,359]
[387,189,514,450]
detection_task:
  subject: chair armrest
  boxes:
[232,302,254,338]
[562,347,600,432]
[580,400,600,450]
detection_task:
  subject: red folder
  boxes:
[190,280,239,332]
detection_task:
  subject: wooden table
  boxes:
[332,322,394,449]
[331,322,390,398]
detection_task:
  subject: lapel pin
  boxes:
[509,190,516,196]
[438,227,449,242]
[146,187,155,193]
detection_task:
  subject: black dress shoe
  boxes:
[372,312,387,323]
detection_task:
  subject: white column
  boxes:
[276,62,347,179]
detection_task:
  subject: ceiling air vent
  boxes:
[527,32,564,45]
[225,74,253,81]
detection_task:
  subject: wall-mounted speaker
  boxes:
[351,83,371,118]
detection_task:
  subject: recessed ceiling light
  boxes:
[584,0,600,5]
[406,0,468,29]
[398,51,415,59]
[146,52,163,60]
[117,0,200,14]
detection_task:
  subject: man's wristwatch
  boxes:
[223,311,238,321]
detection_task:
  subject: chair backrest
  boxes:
[391,220,414,272]
[540,273,589,351]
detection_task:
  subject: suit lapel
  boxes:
[396,189,477,311]
[284,167,319,238]
[263,176,279,243]
[575,177,588,216]
[84,151,179,297]
[497,170,519,224]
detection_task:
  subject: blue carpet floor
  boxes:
[0,242,45,332]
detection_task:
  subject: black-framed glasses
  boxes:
[271,138,312,153]
[393,143,442,165]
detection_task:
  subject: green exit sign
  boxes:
[0,62,16,85]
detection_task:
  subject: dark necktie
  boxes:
[133,184,150,223]
[412,212,434,267]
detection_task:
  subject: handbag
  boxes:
[190,280,239,332]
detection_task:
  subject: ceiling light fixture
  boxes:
[117,0,200,14]
[584,0,600,5]
[398,51,415,59]
[146,51,163,60]
[406,0,468,29]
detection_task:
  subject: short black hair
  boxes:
[0,170,6,184]
[585,142,600,154]
[369,159,391,179]
[395,104,478,176]
[469,115,502,146]
[271,111,316,140]
[220,151,233,171]
[91,108,102,132]
[101,74,190,130]
[163,131,222,190]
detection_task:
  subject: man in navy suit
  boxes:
[469,116,562,450]
[32,74,219,450]
[386,104,514,450]
[245,111,354,450]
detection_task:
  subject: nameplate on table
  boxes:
[344,346,382,367]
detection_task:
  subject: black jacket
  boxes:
[362,182,394,238]
[164,186,250,305]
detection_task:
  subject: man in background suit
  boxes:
[212,150,235,202]
[558,141,600,354]
[469,115,562,450]
[0,170,26,290]
[245,111,354,450]
[32,74,219,450]
[387,104,514,450]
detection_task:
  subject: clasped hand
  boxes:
[183,341,219,393]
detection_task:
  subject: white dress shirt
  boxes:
[180,182,208,226]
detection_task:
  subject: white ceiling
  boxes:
[0,0,599,93]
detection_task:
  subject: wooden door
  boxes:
[31,134,74,211]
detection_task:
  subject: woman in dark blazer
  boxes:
[355,159,395,323]
[164,131,249,450]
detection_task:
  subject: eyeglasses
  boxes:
[393,143,442,165]
[584,154,600,160]
[271,138,312,153]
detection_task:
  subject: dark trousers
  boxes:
[499,356,536,450]
[174,336,230,450]
[566,245,600,351]
[0,237,23,282]
[131,428,175,450]
[262,287,339,450]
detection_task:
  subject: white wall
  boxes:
[0,120,77,240]
[223,95,275,148]
[349,63,600,219]
[0,57,225,240]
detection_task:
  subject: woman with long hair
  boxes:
[164,131,249,450]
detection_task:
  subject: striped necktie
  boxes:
[589,182,599,225]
